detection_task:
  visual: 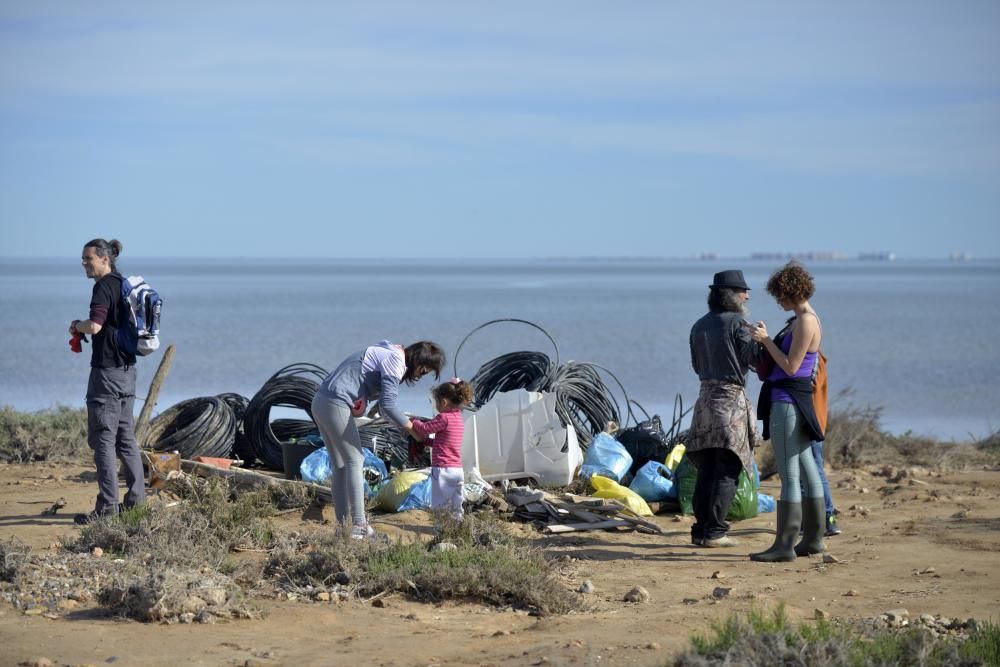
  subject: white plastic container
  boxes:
[461,389,581,487]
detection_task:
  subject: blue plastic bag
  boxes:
[300,446,388,499]
[628,460,675,502]
[757,492,776,513]
[300,446,332,485]
[397,476,432,511]
[580,432,633,483]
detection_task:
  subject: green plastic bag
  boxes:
[675,455,758,521]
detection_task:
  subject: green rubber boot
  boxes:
[750,501,801,563]
[795,496,826,556]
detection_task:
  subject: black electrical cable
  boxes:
[271,418,319,442]
[243,363,327,471]
[468,351,554,407]
[666,392,692,446]
[547,361,622,446]
[217,392,252,463]
[453,318,560,380]
[454,319,649,451]
[140,396,237,459]
[358,417,415,471]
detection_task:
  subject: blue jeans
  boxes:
[800,441,835,516]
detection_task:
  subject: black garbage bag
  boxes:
[616,414,673,477]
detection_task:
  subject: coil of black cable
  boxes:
[358,417,414,470]
[140,396,237,459]
[271,418,319,442]
[468,351,554,407]
[243,363,327,470]
[217,392,252,463]
[547,361,622,445]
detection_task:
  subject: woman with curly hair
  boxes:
[748,262,826,562]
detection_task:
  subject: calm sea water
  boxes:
[1,258,997,441]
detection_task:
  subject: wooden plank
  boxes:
[564,507,608,523]
[180,459,331,501]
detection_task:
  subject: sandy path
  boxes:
[0,462,997,667]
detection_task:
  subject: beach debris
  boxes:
[711,587,732,599]
[624,586,650,603]
[844,589,859,596]
[822,553,841,564]
[814,608,829,621]
[577,580,594,594]
[508,488,662,535]
[40,497,66,516]
[710,571,725,579]
[951,509,969,519]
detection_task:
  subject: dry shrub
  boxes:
[68,478,278,568]
[802,389,998,471]
[267,512,580,614]
[99,568,261,623]
[0,406,88,463]
[0,538,31,583]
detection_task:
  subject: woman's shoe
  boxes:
[794,497,826,556]
[750,501,801,562]
[351,523,375,540]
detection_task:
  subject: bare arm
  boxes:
[69,319,102,335]
[752,314,820,376]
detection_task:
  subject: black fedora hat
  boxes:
[710,269,750,290]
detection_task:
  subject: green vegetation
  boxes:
[267,512,580,614]
[67,478,281,568]
[673,605,1000,667]
[0,406,88,463]
[754,389,999,476]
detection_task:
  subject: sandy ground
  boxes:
[0,461,998,667]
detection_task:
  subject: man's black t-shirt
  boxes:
[89,273,136,368]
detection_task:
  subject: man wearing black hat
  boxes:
[686,269,762,547]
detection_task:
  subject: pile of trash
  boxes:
[137,318,775,526]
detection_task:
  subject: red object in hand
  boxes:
[69,331,87,353]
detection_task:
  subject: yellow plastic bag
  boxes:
[590,474,653,517]
[375,471,428,512]
[664,443,686,472]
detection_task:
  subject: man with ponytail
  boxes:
[69,239,146,524]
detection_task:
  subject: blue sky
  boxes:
[1,2,998,259]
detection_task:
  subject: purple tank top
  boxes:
[768,331,817,403]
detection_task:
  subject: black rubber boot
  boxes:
[795,496,826,556]
[750,501,801,562]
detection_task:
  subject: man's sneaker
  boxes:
[350,523,375,541]
[702,535,740,548]
[825,515,842,537]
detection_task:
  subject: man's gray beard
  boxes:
[719,288,747,315]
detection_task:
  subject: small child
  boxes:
[409,378,474,520]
